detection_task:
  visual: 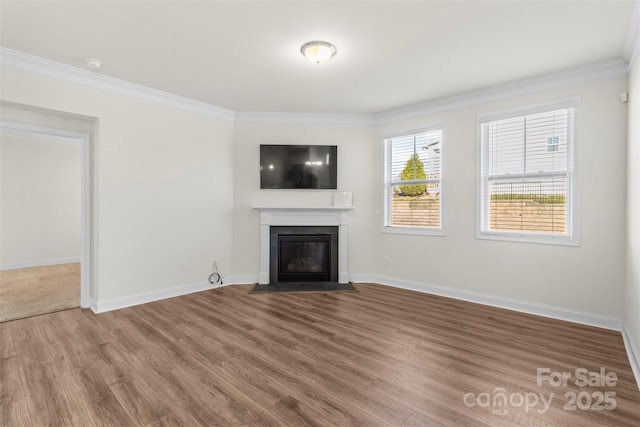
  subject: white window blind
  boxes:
[383,128,443,234]
[479,101,578,244]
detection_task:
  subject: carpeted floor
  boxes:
[0,263,80,322]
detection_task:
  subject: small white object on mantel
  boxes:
[252,205,354,285]
[333,191,353,207]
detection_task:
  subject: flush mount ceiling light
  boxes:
[300,40,337,65]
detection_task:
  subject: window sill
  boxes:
[383,226,445,237]
[477,231,580,247]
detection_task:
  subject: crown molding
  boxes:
[0,47,629,126]
[374,58,629,124]
[237,59,627,125]
[623,0,640,69]
[234,111,375,125]
[0,47,235,121]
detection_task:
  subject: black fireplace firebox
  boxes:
[270,226,338,284]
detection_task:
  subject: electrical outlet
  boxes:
[384,256,390,266]
[213,258,220,269]
[179,262,187,273]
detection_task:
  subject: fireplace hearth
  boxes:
[270,226,338,284]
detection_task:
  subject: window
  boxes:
[477,98,579,245]
[383,127,443,235]
[547,136,559,152]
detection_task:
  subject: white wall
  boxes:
[231,121,377,280]
[0,68,235,305]
[0,133,81,267]
[231,78,628,323]
[625,53,640,371]
[0,60,630,328]
[372,78,628,319]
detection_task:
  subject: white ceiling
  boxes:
[0,0,636,114]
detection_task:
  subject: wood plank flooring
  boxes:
[1,283,639,426]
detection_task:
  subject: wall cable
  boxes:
[208,260,223,285]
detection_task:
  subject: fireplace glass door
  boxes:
[278,236,330,282]
[270,226,338,284]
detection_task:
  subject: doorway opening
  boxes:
[0,121,92,321]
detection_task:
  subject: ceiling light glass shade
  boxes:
[300,41,337,65]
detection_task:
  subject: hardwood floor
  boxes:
[1,283,639,426]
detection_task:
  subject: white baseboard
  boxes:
[91,276,257,314]
[0,257,81,271]
[92,280,224,313]
[622,325,640,391]
[349,274,624,331]
[91,274,624,332]
[87,272,638,388]
[226,275,259,285]
[221,274,623,331]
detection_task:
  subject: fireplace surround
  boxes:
[253,206,353,285]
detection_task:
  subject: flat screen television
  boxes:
[260,144,337,189]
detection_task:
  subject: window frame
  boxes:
[382,125,445,236]
[476,97,581,246]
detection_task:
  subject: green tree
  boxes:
[399,153,426,196]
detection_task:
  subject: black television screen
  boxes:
[260,145,337,189]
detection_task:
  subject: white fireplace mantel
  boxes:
[253,206,354,284]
